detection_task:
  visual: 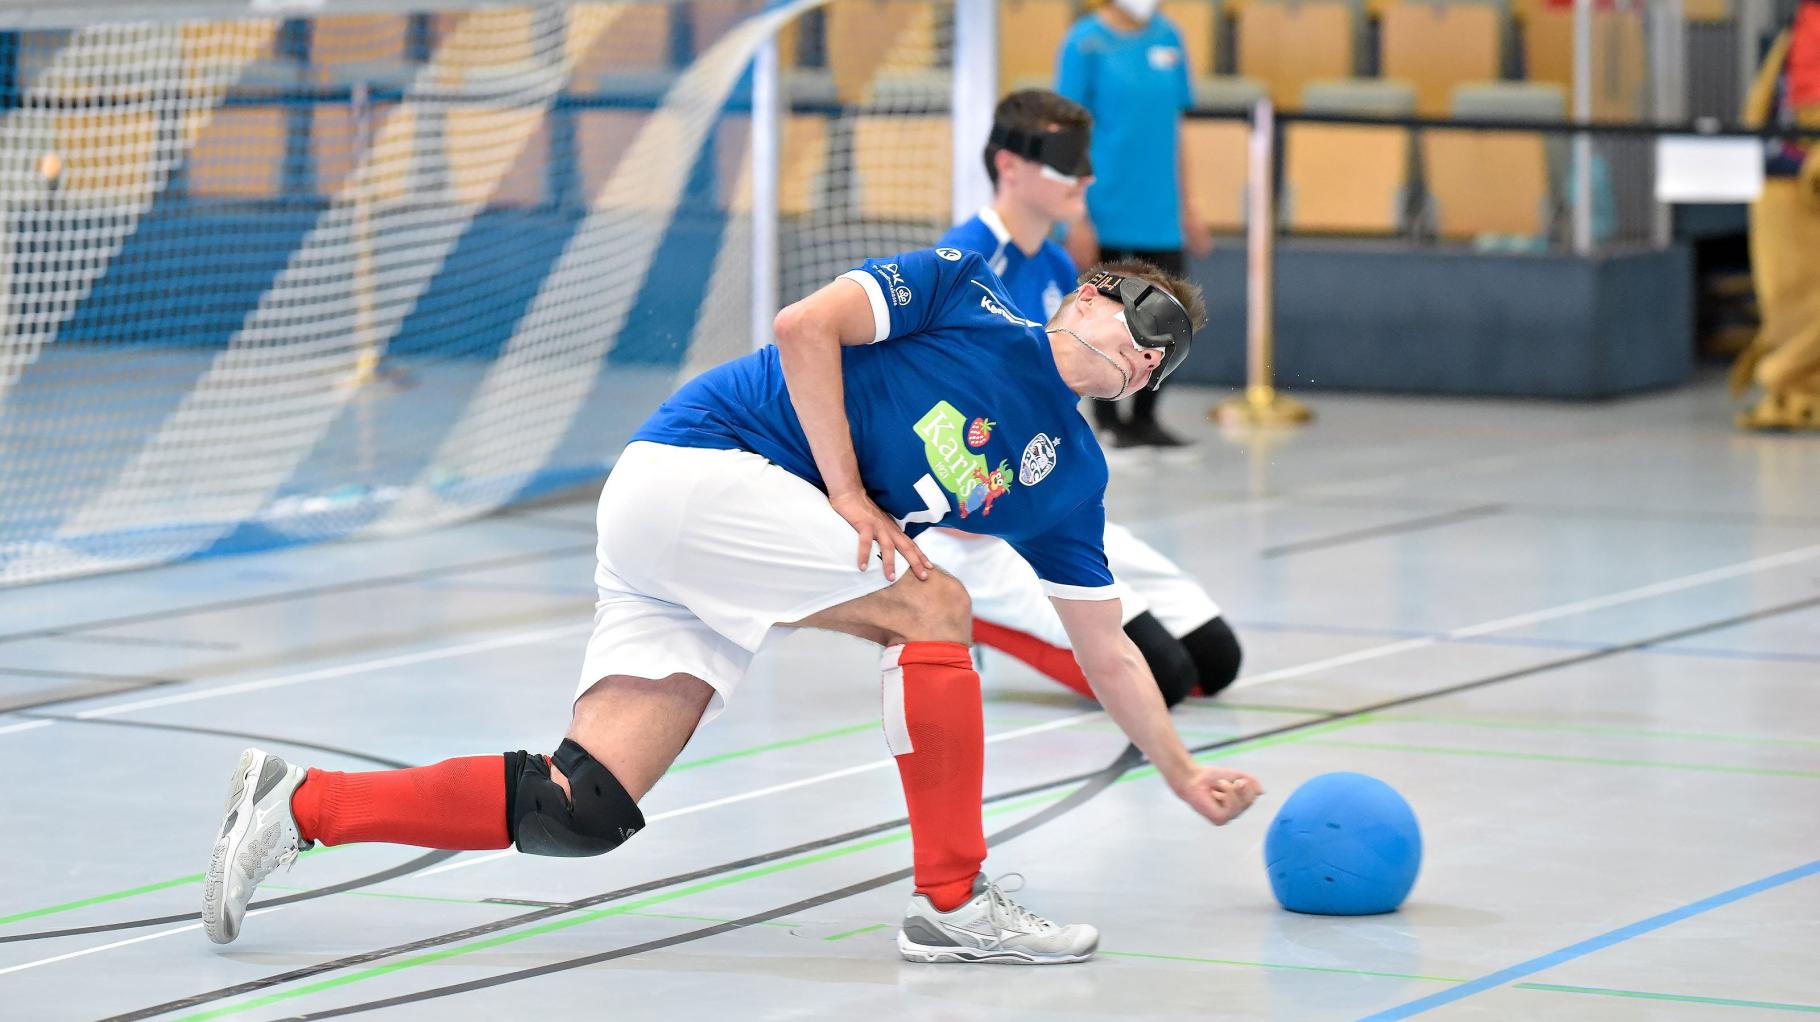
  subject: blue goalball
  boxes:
[1264,772,1422,915]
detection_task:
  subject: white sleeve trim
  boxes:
[1041,579,1121,601]
[839,269,891,343]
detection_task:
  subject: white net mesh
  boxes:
[0,0,956,586]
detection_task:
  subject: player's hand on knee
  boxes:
[829,490,930,582]
[1173,765,1263,825]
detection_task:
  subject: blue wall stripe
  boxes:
[1358,857,1820,1021]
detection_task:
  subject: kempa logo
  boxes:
[879,263,912,306]
[936,247,963,261]
[1019,433,1059,486]
[970,280,1039,328]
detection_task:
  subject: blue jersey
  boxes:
[632,247,1115,597]
[1056,15,1193,250]
[939,208,1080,322]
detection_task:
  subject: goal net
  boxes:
[0,0,958,586]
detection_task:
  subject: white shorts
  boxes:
[575,442,896,723]
[921,522,1221,651]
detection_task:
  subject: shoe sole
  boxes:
[201,748,263,945]
[897,935,1095,965]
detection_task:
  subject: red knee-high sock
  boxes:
[972,619,1095,700]
[291,756,511,850]
[883,641,988,912]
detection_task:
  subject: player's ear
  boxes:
[993,148,1020,184]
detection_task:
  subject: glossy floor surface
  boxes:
[3,378,1818,1021]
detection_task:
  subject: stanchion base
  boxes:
[1211,389,1313,428]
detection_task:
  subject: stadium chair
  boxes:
[312,104,418,202]
[828,0,940,103]
[1163,0,1220,78]
[442,107,549,207]
[1284,79,1417,234]
[567,3,674,89]
[572,110,648,202]
[717,115,833,216]
[1418,81,1563,240]
[1237,1,1355,110]
[1184,76,1265,231]
[1380,3,1502,116]
[864,69,951,112]
[851,114,952,221]
[309,15,415,88]
[188,107,291,199]
[1681,0,1729,22]
[1522,6,1647,121]
[998,0,1075,96]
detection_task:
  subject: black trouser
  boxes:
[1091,246,1185,429]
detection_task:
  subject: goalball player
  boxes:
[202,246,1261,966]
[921,89,1242,707]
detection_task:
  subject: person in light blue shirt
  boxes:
[1058,0,1212,450]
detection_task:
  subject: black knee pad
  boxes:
[505,740,645,857]
[1123,611,1197,708]
[1180,617,1243,697]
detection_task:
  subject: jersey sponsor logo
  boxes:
[1147,45,1181,70]
[914,400,1014,518]
[1019,433,1059,486]
[970,280,1040,328]
[966,417,995,449]
[936,247,963,261]
[879,263,913,306]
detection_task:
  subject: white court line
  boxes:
[415,711,1105,879]
[0,720,54,736]
[1235,541,1820,688]
[73,622,595,720]
[0,907,296,978]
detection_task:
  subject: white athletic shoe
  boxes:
[898,873,1098,965]
[202,748,312,944]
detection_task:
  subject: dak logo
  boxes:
[879,263,912,306]
[936,247,963,261]
[1019,433,1059,486]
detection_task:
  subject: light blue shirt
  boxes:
[1056,15,1193,250]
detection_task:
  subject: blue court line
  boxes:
[1232,619,1820,666]
[1358,857,1820,1021]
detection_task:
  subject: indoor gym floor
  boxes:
[2,378,1818,1021]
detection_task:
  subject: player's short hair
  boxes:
[1053,259,1208,332]
[984,89,1093,187]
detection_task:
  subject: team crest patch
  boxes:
[1019,433,1059,486]
[966,417,995,449]
[936,247,962,261]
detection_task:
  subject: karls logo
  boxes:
[914,401,1014,518]
[879,263,912,307]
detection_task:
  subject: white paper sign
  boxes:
[1655,136,1765,203]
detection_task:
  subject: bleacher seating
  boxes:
[1284,79,1417,233]
[1420,81,1564,239]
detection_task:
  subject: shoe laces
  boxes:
[981,873,1058,934]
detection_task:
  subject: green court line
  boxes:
[1100,950,1467,984]
[823,923,892,942]
[173,789,1073,1022]
[1120,716,1380,785]
[1311,738,1820,779]
[1199,702,1343,717]
[1514,982,1820,1013]
[669,721,879,772]
[1373,713,1820,749]
[266,885,808,929]
[0,846,331,928]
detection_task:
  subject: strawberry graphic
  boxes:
[966,417,995,449]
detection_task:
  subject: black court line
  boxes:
[38,633,243,651]
[103,590,1820,1021]
[0,666,184,684]
[0,720,452,945]
[0,542,594,648]
[1260,505,1505,559]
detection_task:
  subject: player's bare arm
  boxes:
[772,279,932,582]
[1051,595,1261,825]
